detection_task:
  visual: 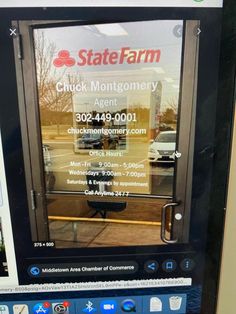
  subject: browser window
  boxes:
[0,1,233,313]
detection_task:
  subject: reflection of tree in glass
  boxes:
[161,108,176,124]
[34,31,80,134]
[165,97,178,115]
[161,97,178,125]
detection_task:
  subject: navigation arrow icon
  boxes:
[197,28,201,36]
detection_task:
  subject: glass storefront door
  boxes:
[14,19,199,247]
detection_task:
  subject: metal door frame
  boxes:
[171,20,200,242]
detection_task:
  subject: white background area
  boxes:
[0,131,18,286]
[0,0,223,8]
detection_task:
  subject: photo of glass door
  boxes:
[13,19,199,248]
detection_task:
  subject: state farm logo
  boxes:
[53,50,76,67]
[53,47,161,67]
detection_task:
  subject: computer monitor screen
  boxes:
[0,1,234,313]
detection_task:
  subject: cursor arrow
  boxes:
[175,151,182,159]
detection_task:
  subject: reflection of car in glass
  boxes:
[76,133,120,150]
[118,134,126,149]
[148,131,176,163]
[108,134,119,149]
[76,134,104,150]
[159,123,174,132]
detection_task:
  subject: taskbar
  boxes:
[0,293,188,314]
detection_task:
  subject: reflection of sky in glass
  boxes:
[34,20,183,110]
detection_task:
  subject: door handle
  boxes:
[161,202,179,244]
